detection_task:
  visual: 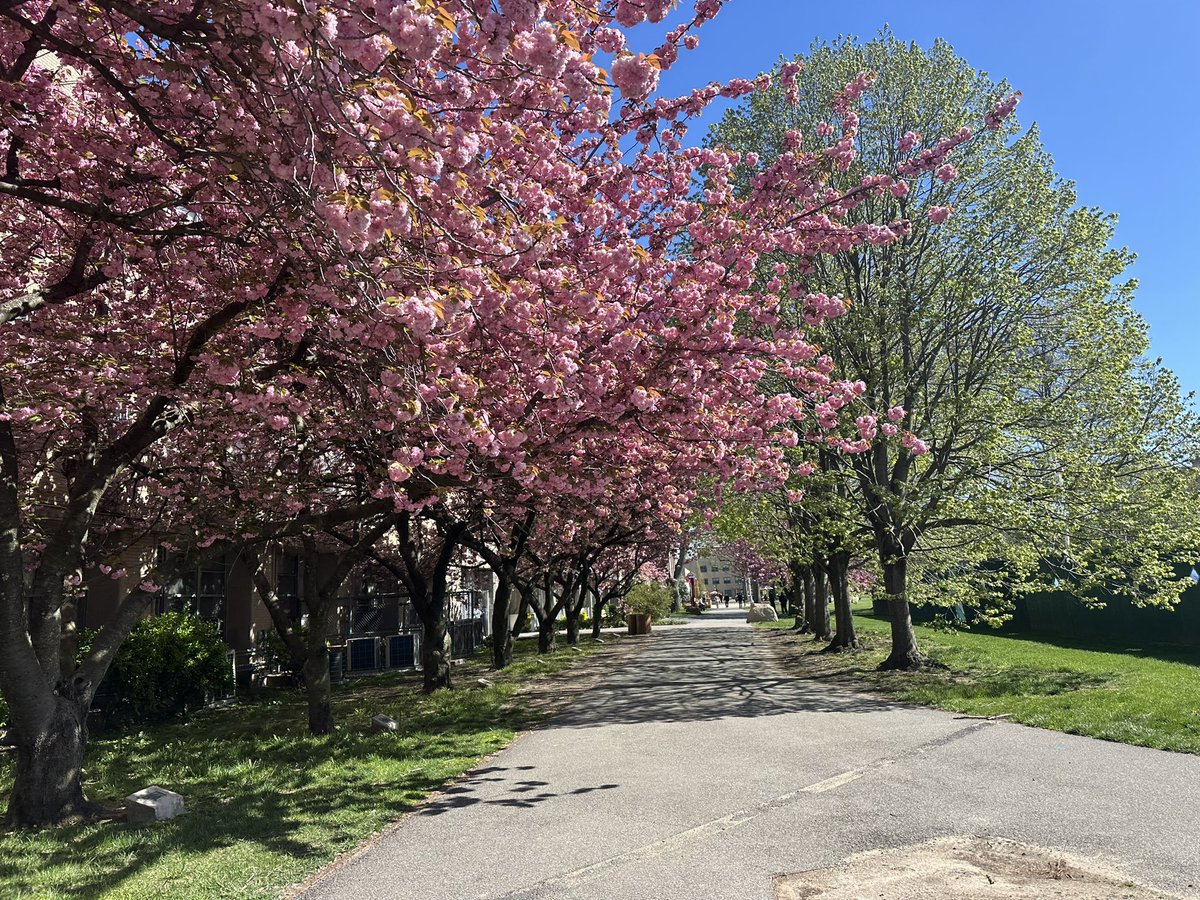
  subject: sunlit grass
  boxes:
[0,637,603,899]
[760,608,1200,754]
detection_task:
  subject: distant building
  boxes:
[685,552,751,598]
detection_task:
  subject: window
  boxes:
[699,565,707,573]
[159,555,227,625]
[276,553,302,621]
[350,578,412,634]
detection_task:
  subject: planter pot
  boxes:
[626,613,652,636]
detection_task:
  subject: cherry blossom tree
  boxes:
[0,0,990,827]
[0,0,749,826]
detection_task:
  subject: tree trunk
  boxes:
[878,557,923,670]
[670,541,687,612]
[789,563,808,631]
[802,567,817,632]
[537,612,556,653]
[786,590,802,628]
[490,574,513,670]
[3,556,158,825]
[4,696,89,827]
[812,568,832,640]
[565,608,580,645]
[592,598,607,638]
[302,646,334,735]
[510,591,530,638]
[300,561,340,735]
[824,553,860,652]
[421,610,453,692]
[491,607,513,669]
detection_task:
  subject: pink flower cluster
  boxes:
[927,205,952,224]
[985,91,1023,130]
[612,54,660,102]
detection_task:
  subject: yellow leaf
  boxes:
[433,5,457,33]
[558,27,581,52]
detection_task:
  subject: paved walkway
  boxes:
[303,608,1200,899]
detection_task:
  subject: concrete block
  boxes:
[371,714,398,733]
[126,786,185,824]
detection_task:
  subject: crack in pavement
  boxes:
[488,720,993,899]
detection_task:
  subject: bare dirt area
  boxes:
[773,836,1189,899]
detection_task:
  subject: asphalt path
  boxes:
[302,607,1200,899]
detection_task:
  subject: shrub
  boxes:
[262,623,308,676]
[621,581,674,619]
[87,612,233,728]
[600,601,626,628]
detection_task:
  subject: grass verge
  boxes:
[0,636,608,900]
[759,609,1200,754]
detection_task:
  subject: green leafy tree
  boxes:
[712,33,1200,669]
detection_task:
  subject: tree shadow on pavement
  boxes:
[419,765,620,816]
[546,626,906,729]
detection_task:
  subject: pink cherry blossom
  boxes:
[612,54,660,102]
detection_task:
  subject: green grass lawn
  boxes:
[0,637,605,900]
[761,609,1200,754]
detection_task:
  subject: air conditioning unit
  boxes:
[386,634,417,669]
[346,637,380,671]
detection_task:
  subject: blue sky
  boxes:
[630,1,1199,397]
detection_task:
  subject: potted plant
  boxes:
[621,581,673,636]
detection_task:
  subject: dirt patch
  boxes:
[773,836,1189,899]
[758,626,883,687]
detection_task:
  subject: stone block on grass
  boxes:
[371,714,398,733]
[126,786,185,824]
[746,603,778,623]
